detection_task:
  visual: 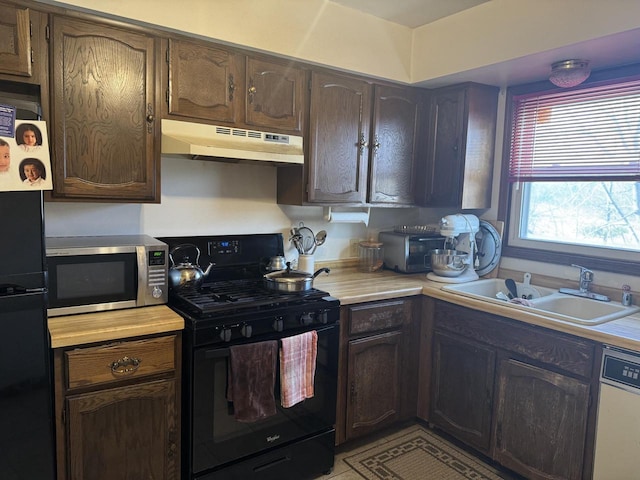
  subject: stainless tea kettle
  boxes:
[168,244,214,290]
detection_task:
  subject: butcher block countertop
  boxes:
[314,262,640,352]
[48,305,184,348]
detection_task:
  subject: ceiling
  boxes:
[329,0,489,28]
[328,0,640,88]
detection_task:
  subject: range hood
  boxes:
[161,119,303,165]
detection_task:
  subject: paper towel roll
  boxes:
[324,207,370,225]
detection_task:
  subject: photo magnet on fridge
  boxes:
[0,119,53,192]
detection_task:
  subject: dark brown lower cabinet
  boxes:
[54,333,181,480]
[430,331,495,453]
[336,297,420,444]
[493,358,590,480]
[429,301,598,480]
[66,379,178,479]
[346,330,402,440]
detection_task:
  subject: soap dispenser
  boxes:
[622,284,633,306]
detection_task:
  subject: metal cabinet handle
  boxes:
[229,74,235,101]
[146,103,154,133]
[110,356,141,375]
[372,134,380,152]
[248,79,257,104]
[357,133,368,155]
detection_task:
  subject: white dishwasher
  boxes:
[593,345,640,479]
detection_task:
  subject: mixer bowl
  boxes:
[431,249,469,277]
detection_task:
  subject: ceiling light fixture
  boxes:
[549,59,591,88]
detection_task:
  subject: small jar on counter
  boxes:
[358,241,384,272]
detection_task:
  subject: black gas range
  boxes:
[159,233,340,480]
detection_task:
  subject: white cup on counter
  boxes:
[298,254,315,273]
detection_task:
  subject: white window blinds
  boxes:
[509,78,640,182]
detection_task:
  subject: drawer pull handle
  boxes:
[110,356,141,375]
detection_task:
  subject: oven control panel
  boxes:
[208,239,241,255]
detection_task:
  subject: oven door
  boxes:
[190,323,338,475]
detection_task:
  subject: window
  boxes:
[500,66,640,274]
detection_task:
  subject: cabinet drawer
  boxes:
[348,299,410,336]
[65,335,176,389]
[435,301,594,378]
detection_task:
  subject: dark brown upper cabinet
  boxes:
[245,56,305,133]
[306,71,371,204]
[278,71,424,206]
[49,15,161,202]
[0,2,50,96]
[167,38,242,125]
[369,84,422,205]
[166,39,305,134]
[0,2,32,78]
[421,83,498,209]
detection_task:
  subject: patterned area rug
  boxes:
[344,426,509,480]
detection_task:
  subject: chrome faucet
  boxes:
[559,264,610,302]
[574,264,594,293]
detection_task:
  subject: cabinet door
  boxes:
[423,89,466,207]
[245,57,304,133]
[308,71,371,203]
[167,38,241,123]
[346,330,401,440]
[66,378,178,480]
[493,358,590,480]
[430,330,495,453]
[369,85,420,204]
[50,17,159,201]
[0,2,31,77]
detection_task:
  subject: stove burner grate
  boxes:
[170,279,330,317]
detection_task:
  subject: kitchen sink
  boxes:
[528,294,640,325]
[442,278,557,302]
[442,278,640,325]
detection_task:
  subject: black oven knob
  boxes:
[273,317,284,332]
[241,324,252,338]
[220,328,232,342]
[300,312,313,326]
[318,309,329,324]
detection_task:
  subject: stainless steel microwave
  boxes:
[46,235,168,317]
[379,231,445,273]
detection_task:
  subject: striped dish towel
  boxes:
[280,330,318,408]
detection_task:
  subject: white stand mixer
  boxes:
[427,214,480,283]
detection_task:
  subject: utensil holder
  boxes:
[298,254,315,273]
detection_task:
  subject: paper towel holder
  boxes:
[323,206,370,226]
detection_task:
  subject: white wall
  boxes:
[44,156,423,262]
[38,0,640,84]
[410,0,640,83]
[38,0,414,83]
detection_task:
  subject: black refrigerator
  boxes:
[0,190,56,479]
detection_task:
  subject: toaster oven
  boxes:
[379,231,445,273]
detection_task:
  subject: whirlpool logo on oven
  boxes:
[266,434,281,443]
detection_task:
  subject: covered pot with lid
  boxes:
[263,262,330,293]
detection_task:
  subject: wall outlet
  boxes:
[350,238,361,257]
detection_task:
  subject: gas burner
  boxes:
[170,279,330,317]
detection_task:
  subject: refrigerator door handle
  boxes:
[0,284,46,296]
